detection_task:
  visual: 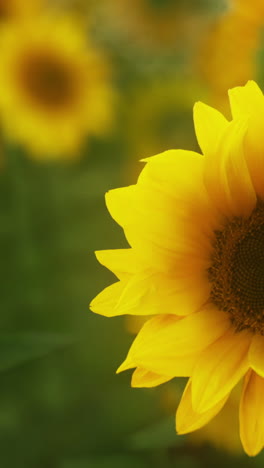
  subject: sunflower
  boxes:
[0,17,113,159]
[91,81,264,456]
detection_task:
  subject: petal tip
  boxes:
[116,358,134,374]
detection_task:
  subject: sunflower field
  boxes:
[2,0,264,467]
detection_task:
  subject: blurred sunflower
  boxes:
[91,81,264,456]
[0,17,113,159]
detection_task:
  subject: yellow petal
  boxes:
[204,118,256,218]
[228,81,264,120]
[193,101,228,156]
[95,249,139,280]
[176,378,229,434]
[192,329,251,413]
[117,352,196,378]
[131,368,171,388]
[114,270,211,317]
[90,266,211,318]
[139,149,220,241]
[90,280,128,316]
[105,185,137,229]
[117,307,230,377]
[249,334,264,378]
[107,150,220,274]
[240,370,264,456]
[229,81,264,199]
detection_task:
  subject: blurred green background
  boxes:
[2,0,264,467]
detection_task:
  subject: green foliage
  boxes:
[0,333,73,372]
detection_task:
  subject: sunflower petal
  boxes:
[117,308,230,377]
[192,329,251,413]
[176,378,229,434]
[249,334,264,378]
[240,370,264,456]
[90,280,127,317]
[229,81,264,199]
[139,149,220,240]
[105,185,137,229]
[228,81,264,119]
[107,150,220,273]
[131,368,171,388]
[90,267,211,318]
[204,118,256,218]
[95,249,139,280]
[193,101,228,156]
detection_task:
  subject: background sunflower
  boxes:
[1,0,264,467]
[0,15,114,159]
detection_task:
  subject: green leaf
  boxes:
[0,333,73,372]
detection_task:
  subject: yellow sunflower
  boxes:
[0,17,113,159]
[91,81,264,456]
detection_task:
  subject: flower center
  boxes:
[0,3,11,21]
[17,49,79,112]
[208,202,264,335]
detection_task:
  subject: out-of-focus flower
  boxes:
[91,81,264,456]
[98,0,216,50]
[0,16,114,159]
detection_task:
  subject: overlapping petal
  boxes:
[204,118,256,218]
[176,378,229,434]
[131,368,171,388]
[117,308,230,377]
[91,269,211,317]
[192,329,251,413]
[95,249,139,280]
[193,101,228,156]
[106,150,220,273]
[249,334,264,378]
[240,370,264,456]
[229,81,264,199]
